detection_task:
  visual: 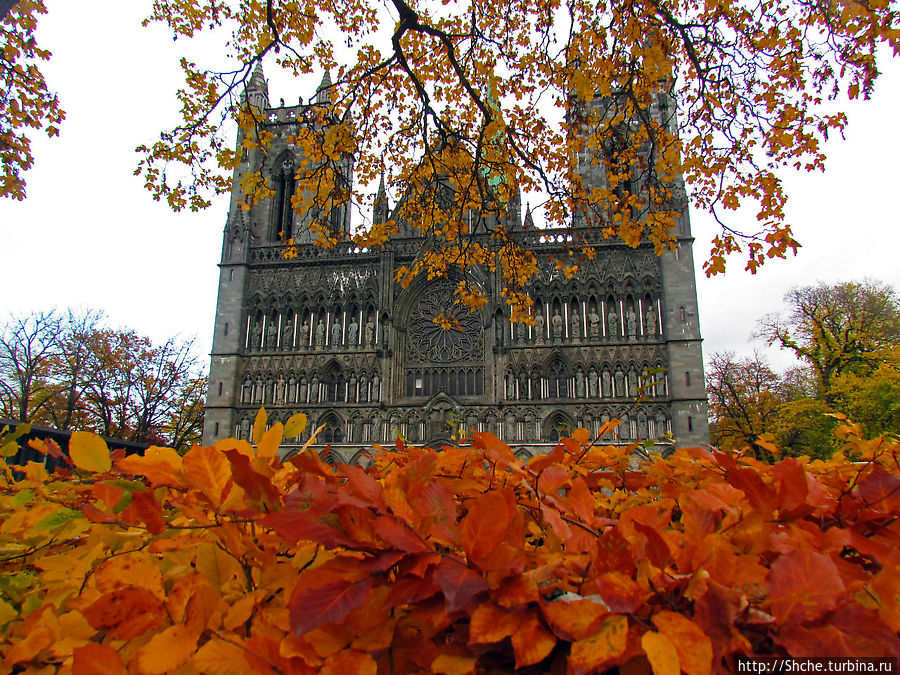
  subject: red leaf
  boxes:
[289,575,373,636]
[766,550,845,625]
[632,521,672,569]
[341,463,385,511]
[127,489,167,534]
[386,574,442,609]
[511,611,557,667]
[432,558,489,613]
[727,467,776,512]
[375,514,430,553]
[854,466,900,513]
[537,464,570,496]
[460,489,511,560]
[224,449,281,508]
[595,526,635,575]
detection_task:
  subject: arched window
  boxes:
[271,154,296,242]
[324,363,347,402]
[321,414,344,444]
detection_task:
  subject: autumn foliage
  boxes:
[1,411,899,674]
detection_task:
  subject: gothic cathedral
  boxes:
[203,66,709,460]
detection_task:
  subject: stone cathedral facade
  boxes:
[202,67,709,460]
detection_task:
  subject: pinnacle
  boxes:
[316,70,333,103]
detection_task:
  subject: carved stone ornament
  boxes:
[405,282,484,364]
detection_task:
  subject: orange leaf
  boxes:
[641,630,680,675]
[94,551,165,600]
[192,637,253,674]
[468,602,524,644]
[126,489,168,534]
[183,444,233,508]
[136,623,200,674]
[569,614,629,675]
[766,550,845,624]
[651,611,712,675]
[322,649,377,675]
[431,653,476,675]
[82,587,167,640]
[511,611,557,668]
[432,558,489,613]
[224,449,281,508]
[116,445,182,485]
[72,643,127,675]
[460,489,511,560]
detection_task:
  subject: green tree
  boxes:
[758,280,900,401]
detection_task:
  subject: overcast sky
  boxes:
[1,1,898,375]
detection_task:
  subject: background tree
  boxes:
[0,310,61,422]
[758,280,900,400]
[0,311,206,451]
[136,0,899,312]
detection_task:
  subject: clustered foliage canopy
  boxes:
[0,310,206,451]
[134,0,899,313]
[707,280,900,458]
[0,0,62,200]
[1,412,899,673]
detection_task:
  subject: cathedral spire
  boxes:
[374,173,389,224]
[316,70,333,104]
[244,60,270,110]
[523,202,535,229]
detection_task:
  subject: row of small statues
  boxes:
[511,306,658,343]
[241,372,382,405]
[248,315,384,351]
[506,366,664,400]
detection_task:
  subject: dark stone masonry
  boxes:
[203,65,709,459]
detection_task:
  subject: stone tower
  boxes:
[203,66,709,458]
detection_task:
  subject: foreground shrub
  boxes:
[1,413,898,674]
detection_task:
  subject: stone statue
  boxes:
[310,374,319,403]
[495,319,503,344]
[656,411,667,438]
[254,377,263,403]
[331,318,342,347]
[602,369,612,398]
[382,321,390,347]
[314,319,325,349]
[300,319,310,347]
[364,318,375,347]
[588,368,599,398]
[299,378,308,403]
[505,412,516,441]
[575,369,585,398]
[571,310,581,342]
[615,368,625,397]
[348,318,359,346]
[588,309,601,338]
[607,309,618,338]
[282,320,293,350]
[288,377,296,403]
[241,379,251,404]
[626,308,637,340]
[276,376,285,403]
[266,323,277,350]
[519,372,529,399]
[359,376,368,403]
[646,308,657,336]
[506,371,516,399]
[349,374,357,402]
[516,321,527,343]
[534,312,545,344]
[251,322,262,351]
[628,367,638,396]
[371,372,381,401]
[551,309,563,340]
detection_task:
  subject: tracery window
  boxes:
[271,155,296,242]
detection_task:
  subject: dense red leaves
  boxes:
[3,423,900,673]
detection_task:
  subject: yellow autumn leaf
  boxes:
[284,412,307,439]
[641,630,680,675]
[252,406,267,445]
[69,431,111,473]
[136,623,199,674]
[258,423,283,458]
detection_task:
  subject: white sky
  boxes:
[1,1,898,375]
